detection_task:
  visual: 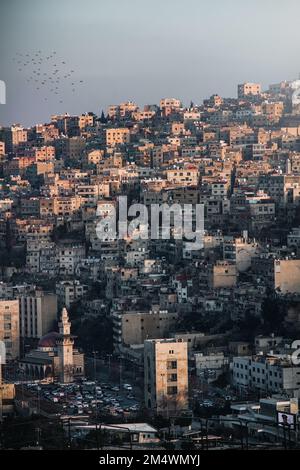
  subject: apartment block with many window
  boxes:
[144,338,188,416]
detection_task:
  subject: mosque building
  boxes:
[19,307,84,383]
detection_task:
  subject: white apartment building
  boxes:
[26,240,56,274]
[166,169,199,186]
[232,354,300,397]
[56,280,88,308]
[195,352,228,373]
[56,243,86,275]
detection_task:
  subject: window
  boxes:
[167,360,177,370]
[168,373,177,382]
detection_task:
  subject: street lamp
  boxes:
[92,350,98,381]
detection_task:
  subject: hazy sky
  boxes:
[1,0,300,126]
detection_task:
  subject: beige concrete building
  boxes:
[0,300,20,360]
[144,338,188,416]
[0,380,15,417]
[0,141,5,156]
[208,261,237,288]
[53,196,82,217]
[171,122,185,135]
[252,257,300,294]
[107,101,138,119]
[238,82,261,98]
[33,145,55,162]
[262,101,284,119]
[87,149,105,165]
[113,309,179,349]
[75,184,101,205]
[274,259,300,294]
[166,168,199,186]
[11,125,28,149]
[106,128,130,147]
[159,98,181,110]
[78,113,94,130]
[132,110,156,121]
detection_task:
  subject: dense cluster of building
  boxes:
[1,79,300,440]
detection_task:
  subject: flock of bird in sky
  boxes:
[12,50,84,104]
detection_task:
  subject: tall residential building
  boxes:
[0,300,20,360]
[0,125,28,153]
[19,292,58,339]
[144,338,188,416]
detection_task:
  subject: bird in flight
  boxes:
[12,49,85,105]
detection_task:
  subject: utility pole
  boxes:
[119,356,122,389]
[93,350,97,381]
[107,354,111,379]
